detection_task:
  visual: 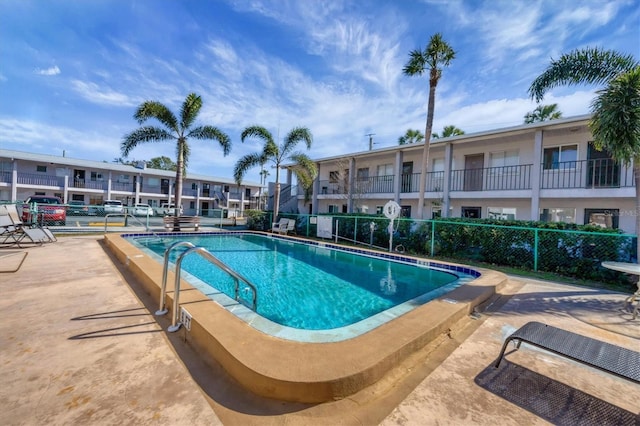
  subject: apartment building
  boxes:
[288,115,635,234]
[0,149,262,216]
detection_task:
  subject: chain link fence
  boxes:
[246,211,637,288]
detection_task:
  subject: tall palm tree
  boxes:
[529,47,640,257]
[403,33,456,218]
[122,93,231,216]
[234,125,317,219]
[398,128,425,145]
[432,125,465,139]
[523,103,563,124]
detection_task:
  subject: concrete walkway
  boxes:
[1,235,638,425]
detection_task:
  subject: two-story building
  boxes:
[0,149,262,217]
[284,115,635,234]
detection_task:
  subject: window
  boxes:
[71,194,84,202]
[118,174,130,182]
[90,171,103,181]
[329,171,340,183]
[328,204,339,213]
[490,150,519,173]
[377,164,393,177]
[432,158,444,172]
[357,168,369,180]
[461,206,481,218]
[543,145,578,169]
[376,205,384,215]
[584,208,619,229]
[146,177,160,187]
[488,207,517,220]
[539,208,575,223]
[245,188,251,197]
[189,201,195,209]
[36,165,47,173]
[432,206,442,219]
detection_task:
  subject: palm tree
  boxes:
[524,104,563,124]
[403,33,456,218]
[529,47,640,257]
[398,129,425,145]
[432,125,465,139]
[122,93,231,216]
[234,126,317,219]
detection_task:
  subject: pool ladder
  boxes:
[156,241,258,332]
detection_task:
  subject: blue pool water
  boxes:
[130,233,469,331]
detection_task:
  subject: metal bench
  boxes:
[495,321,640,384]
[163,216,200,231]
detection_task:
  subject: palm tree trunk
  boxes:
[417,78,438,219]
[634,161,640,263]
[174,140,184,230]
[273,166,281,220]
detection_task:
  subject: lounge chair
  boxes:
[0,204,52,247]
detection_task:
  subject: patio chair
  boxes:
[277,219,296,235]
[271,218,289,233]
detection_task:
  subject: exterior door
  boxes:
[202,202,209,217]
[402,162,413,192]
[587,143,619,187]
[464,154,484,191]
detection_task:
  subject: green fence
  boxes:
[246,211,636,287]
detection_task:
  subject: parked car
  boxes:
[22,196,66,226]
[102,200,124,215]
[159,203,183,216]
[132,203,154,216]
[67,201,89,215]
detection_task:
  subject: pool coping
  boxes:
[104,231,509,403]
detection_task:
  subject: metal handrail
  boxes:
[166,246,259,332]
[155,241,196,316]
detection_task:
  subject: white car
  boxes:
[132,203,154,216]
[103,200,124,214]
[160,203,183,216]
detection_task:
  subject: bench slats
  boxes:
[495,321,640,384]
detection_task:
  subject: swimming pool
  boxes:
[106,231,505,402]
[129,232,477,340]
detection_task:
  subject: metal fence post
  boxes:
[534,228,539,271]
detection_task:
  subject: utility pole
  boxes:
[366,133,376,150]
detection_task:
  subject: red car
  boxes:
[22,196,67,226]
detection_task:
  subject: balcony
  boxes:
[17,173,65,187]
[319,180,347,195]
[450,164,532,192]
[71,179,106,190]
[541,159,633,189]
[354,175,394,194]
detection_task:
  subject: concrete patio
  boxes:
[1,235,638,425]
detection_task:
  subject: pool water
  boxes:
[133,234,462,330]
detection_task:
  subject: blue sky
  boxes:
[1,0,638,184]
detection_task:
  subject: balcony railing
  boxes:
[71,179,106,190]
[541,159,633,189]
[450,164,532,192]
[0,171,11,183]
[319,180,348,195]
[391,171,447,193]
[354,175,394,194]
[17,173,65,187]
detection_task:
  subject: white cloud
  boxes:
[35,65,61,76]
[70,80,137,107]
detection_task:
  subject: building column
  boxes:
[107,171,112,200]
[530,130,543,220]
[442,143,453,217]
[347,157,355,213]
[11,161,18,202]
[394,151,402,203]
[63,175,69,203]
[240,186,245,216]
[312,163,320,215]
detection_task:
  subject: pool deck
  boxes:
[1,235,638,425]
